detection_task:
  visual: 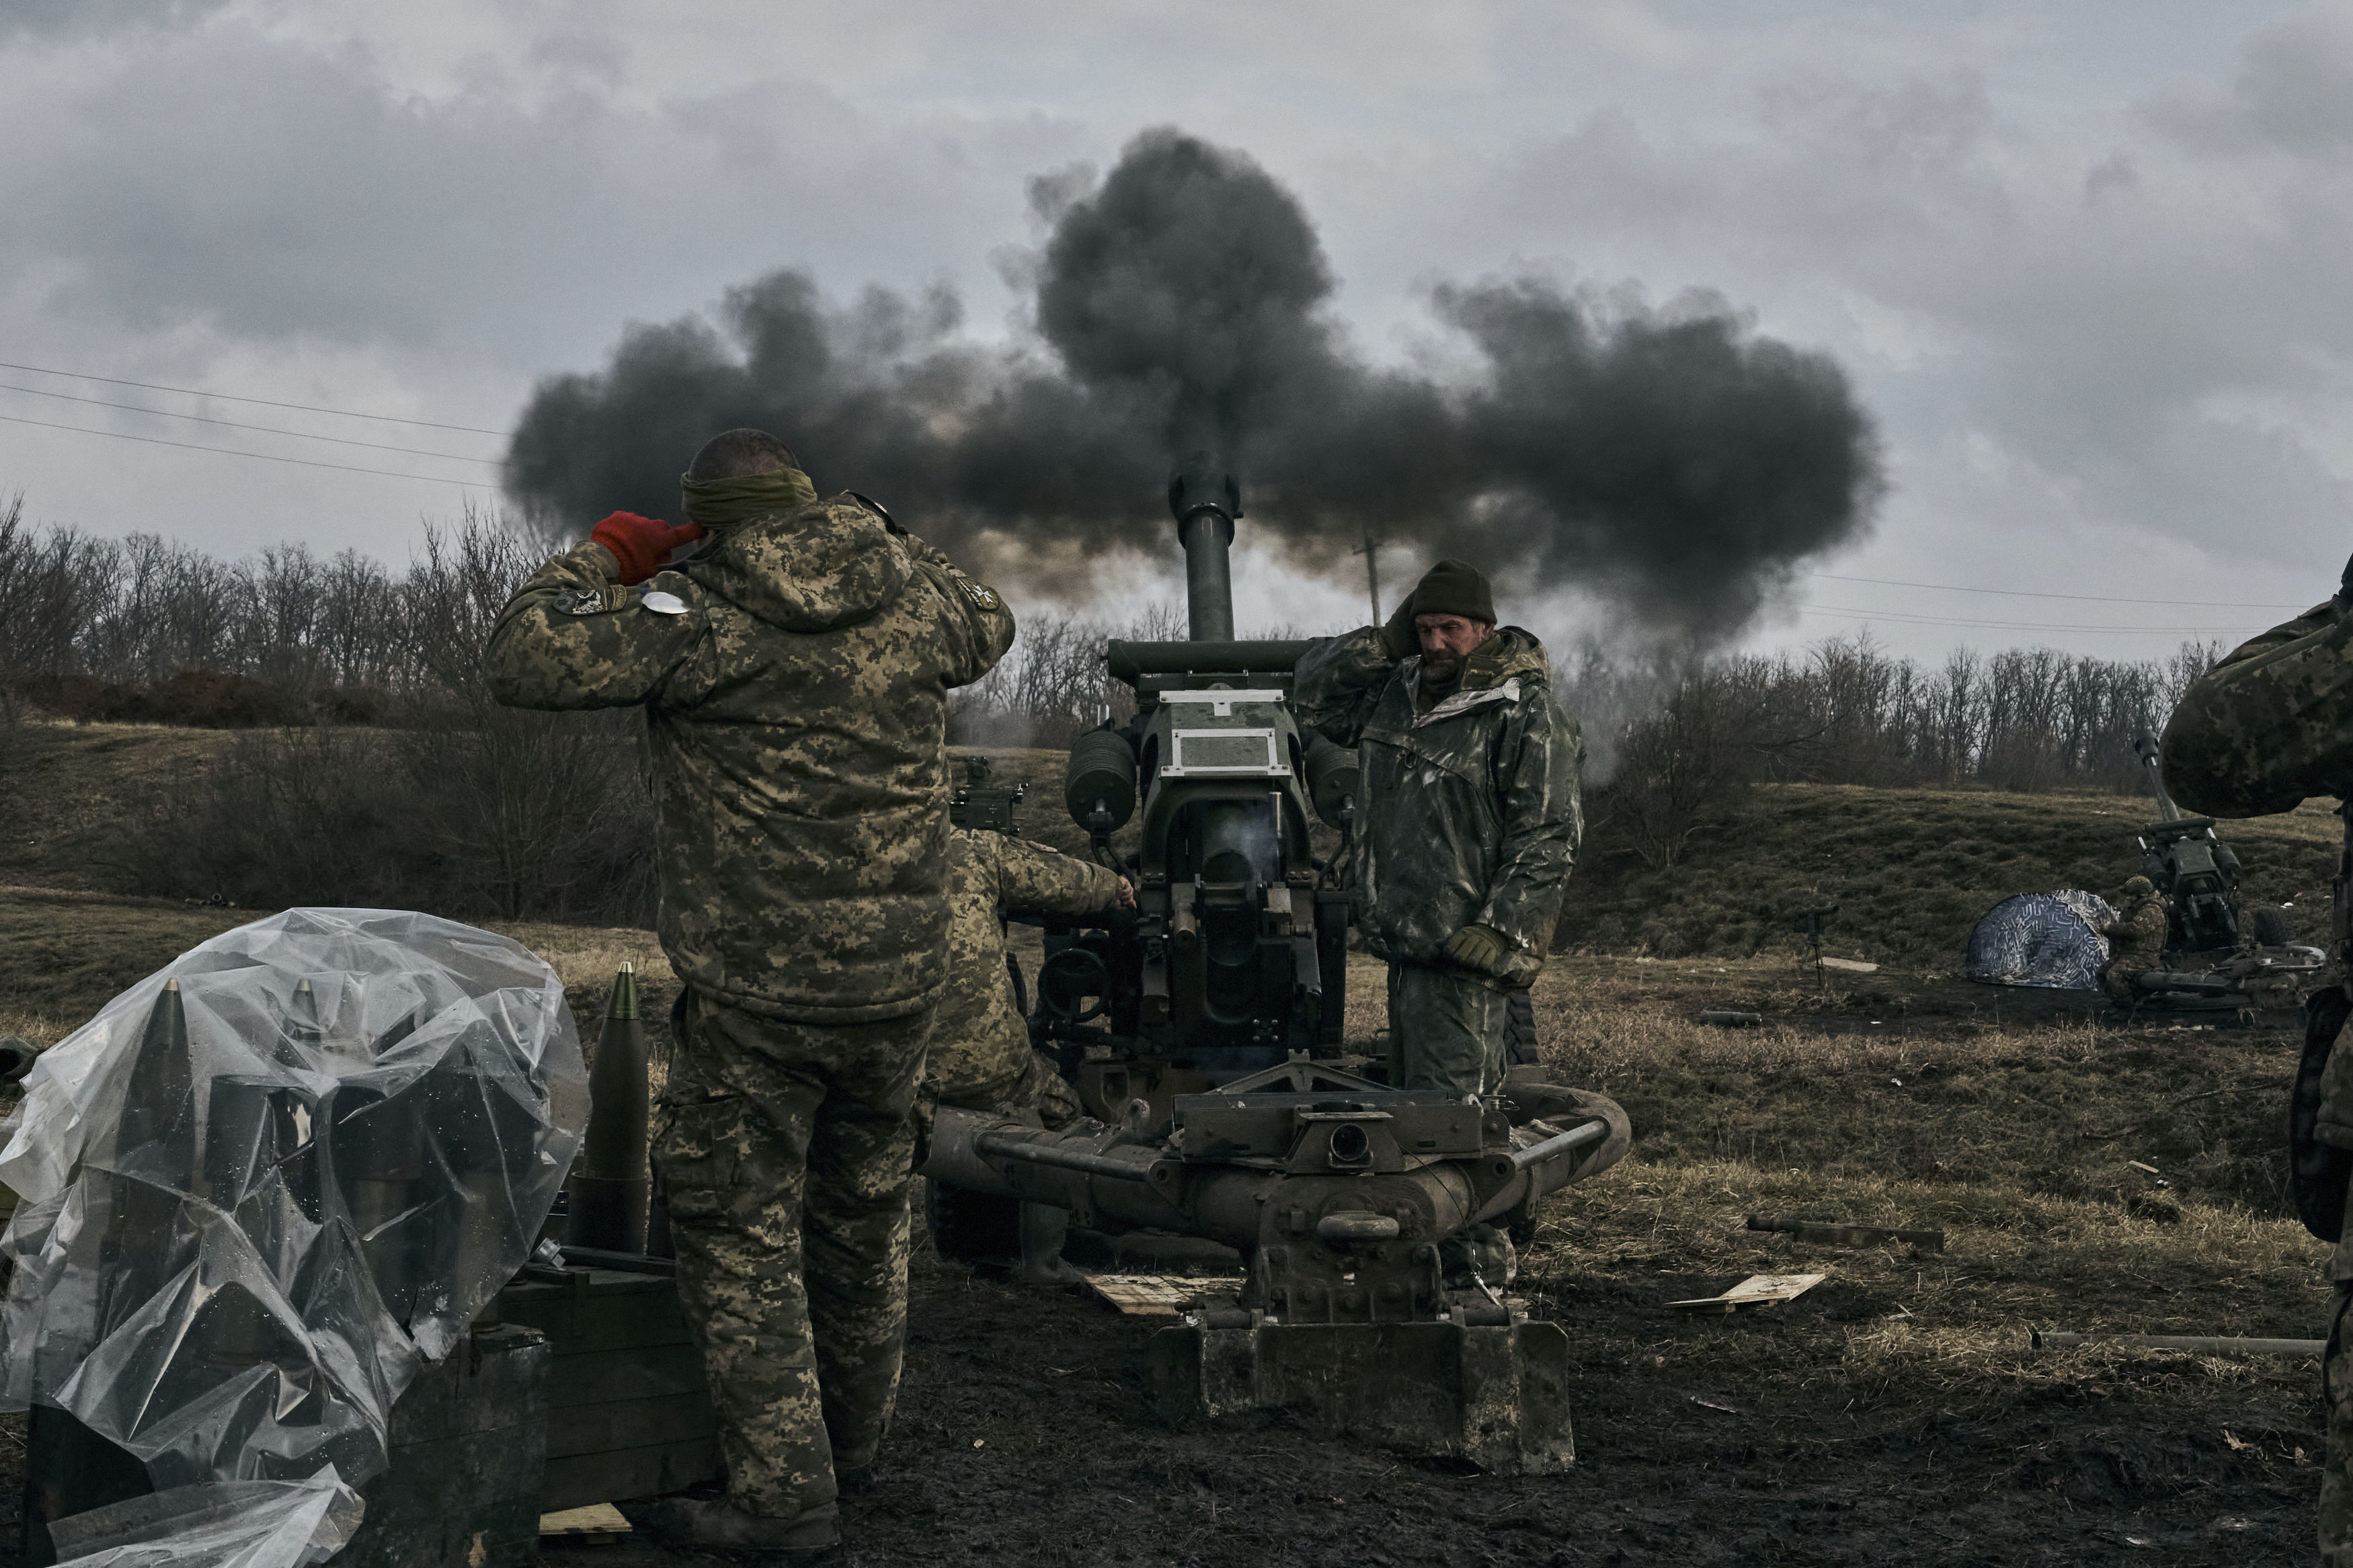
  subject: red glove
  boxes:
[590,512,705,585]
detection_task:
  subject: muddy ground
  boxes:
[0,926,2331,1565]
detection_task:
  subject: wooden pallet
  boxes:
[539,1503,633,1546]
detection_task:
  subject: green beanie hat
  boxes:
[1410,559,1495,623]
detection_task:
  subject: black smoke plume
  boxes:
[504,128,1880,636]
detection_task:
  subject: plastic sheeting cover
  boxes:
[0,908,587,1501]
[50,1468,363,1568]
[1966,891,2118,990]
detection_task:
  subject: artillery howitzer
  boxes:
[2117,733,2321,1012]
[920,469,1630,1470]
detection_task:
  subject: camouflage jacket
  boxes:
[927,829,1121,1108]
[2163,600,2353,818]
[2104,894,2168,971]
[485,495,1015,1022]
[2163,600,2353,1274]
[1294,625,1583,985]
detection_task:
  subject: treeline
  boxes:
[1564,636,2225,867]
[0,494,465,725]
[0,496,2240,909]
[2,502,655,924]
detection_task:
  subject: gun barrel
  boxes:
[2135,732,2182,823]
[1179,513,1236,641]
[1169,468,1242,642]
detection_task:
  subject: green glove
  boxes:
[1379,591,1419,659]
[1443,924,1511,975]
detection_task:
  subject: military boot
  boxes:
[639,1497,841,1559]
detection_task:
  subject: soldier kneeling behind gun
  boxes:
[923,795,1131,1285]
[2098,874,2169,1007]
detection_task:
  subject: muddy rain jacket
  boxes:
[1294,625,1582,987]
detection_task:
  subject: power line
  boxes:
[1807,571,2303,611]
[1798,603,2256,636]
[0,411,493,487]
[0,358,509,436]
[0,381,500,464]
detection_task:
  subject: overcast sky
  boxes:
[1,0,2346,662]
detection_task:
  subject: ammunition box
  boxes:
[493,1265,722,1510]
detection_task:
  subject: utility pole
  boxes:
[1353,528,1382,622]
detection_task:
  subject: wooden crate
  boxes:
[493,1266,723,1511]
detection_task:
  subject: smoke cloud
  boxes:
[504,128,1880,636]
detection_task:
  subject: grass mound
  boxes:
[1564,782,2343,966]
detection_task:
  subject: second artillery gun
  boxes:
[2115,733,2322,1012]
[920,470,1629,1471]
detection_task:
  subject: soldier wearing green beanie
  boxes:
[1293,559,1583,1096]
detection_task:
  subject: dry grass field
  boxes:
[0,735,2338,1563]
[1564,782,2344,963]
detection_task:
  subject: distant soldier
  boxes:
[2097,876,2169,1006]
[1294,559,1583,1096]
[485,428,1014,1557]
[2161,571,2353,1567]
[925,822,1130,1284]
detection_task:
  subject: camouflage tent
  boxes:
[1965,891,2117,990]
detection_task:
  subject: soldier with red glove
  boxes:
[588,509,704,585]
[485,429,1014,1559]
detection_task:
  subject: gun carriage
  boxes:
[920,470,1628,1469]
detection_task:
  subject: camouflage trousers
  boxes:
[926,1046,1082,1130]
[2099,961,2146,1007]
[1386,962,1509,1096]
[2326,1286,2353,1565]
[653,993,930,1528]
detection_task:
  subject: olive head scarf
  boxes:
[679,466,818,530]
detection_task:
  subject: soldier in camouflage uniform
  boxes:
[485,428,1014,1557]
[924,826,1127,1284]
[2161,581,2353,1565]
[1295,559,1583,1096]
[2097,875,2170,1007]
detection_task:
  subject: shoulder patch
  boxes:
[963,580,1001,611]
[555,586,626,616]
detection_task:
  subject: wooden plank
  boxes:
[541,1344,709,1407]
[498,1273,694,1354]
[1819,957,1879,973]
[540,1503,633,1543]
[542,1440,725,1513]
[2031,1331,2324,1357]
[1669,1273,1827,1314]
[1747,1215,1945,1251]
[543,1394,718,1460]
[1082,1272,1244,1317]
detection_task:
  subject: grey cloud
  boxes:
[1464,57,2353,575]
[2145,5,2353,155]
[0,0,229,41]
[0,22,1057,370]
